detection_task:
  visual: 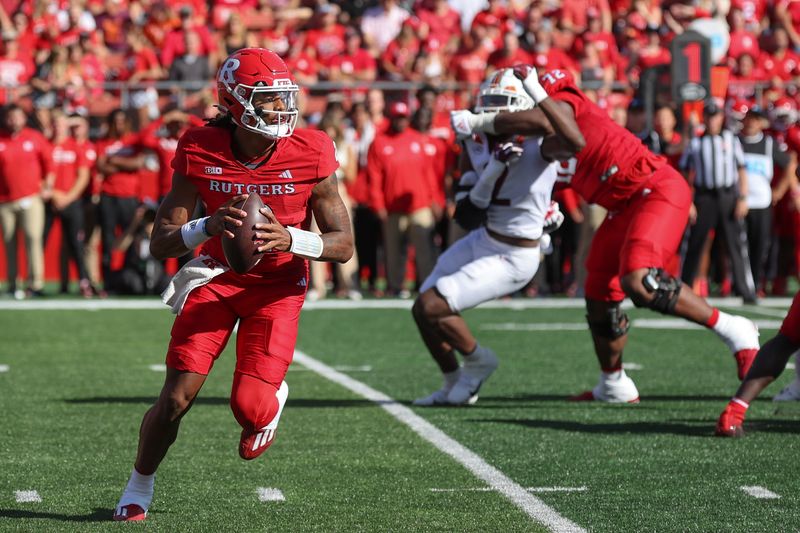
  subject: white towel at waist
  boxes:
[161,255,230,314]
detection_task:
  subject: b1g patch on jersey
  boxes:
[205,166,223,175]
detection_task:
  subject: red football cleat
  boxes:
[715,408,745,437]
[735,349,758,380]
[239,380,288,460]
[113,504,147,521]
[568,390,596,402]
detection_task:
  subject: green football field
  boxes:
[1,299,799,532]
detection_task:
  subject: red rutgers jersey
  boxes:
[540,69,667,211]
[171,125,339,279]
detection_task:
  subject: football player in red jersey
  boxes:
[716,290,800,436]
[451,66,761,403]
[113,48,353,522]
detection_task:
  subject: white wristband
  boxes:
[473,111,498,134]
[522,79,549,105]
[180,216,211,249]
[286,226,324,259]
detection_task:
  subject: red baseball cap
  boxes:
[388,101,411,118]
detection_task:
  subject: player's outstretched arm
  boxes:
[150,171,247,260]
[309,175,354,263]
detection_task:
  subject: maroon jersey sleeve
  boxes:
[316,131,340,179]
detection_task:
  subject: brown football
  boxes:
[222,193,271,274]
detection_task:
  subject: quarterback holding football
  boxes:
[113,48,353,522]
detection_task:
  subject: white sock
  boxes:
[118,468,155,511]
[711,310,734,337]
[602,368,625,381]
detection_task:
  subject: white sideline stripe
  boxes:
[293,350,585,533]
[0,296,793,311]
[481,319,783,332]
[0,364,9,373]
[740,486,780,499]
[256,487,285,502]
[787,363,796,370]
[724,306,789,319]
[622,363,643,370]
[431,486,588,494]
[148,364,167,372]
[289,365,372,372]
[15,490,41,503]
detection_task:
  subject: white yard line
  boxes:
[431,486,588,494]
[293,350,586,533]
[622,363,643,370]
[0,364,9,373]
[14,490,41,503]
[148,364,167,372]
[290,365,372,372]
[480,323,588,331]
[480,318,785,332]
[722,306,789,319]
[740,486,781,499]
[256,487,285,502]
[0,296,793,312]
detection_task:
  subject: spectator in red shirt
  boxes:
[578,7,620,67]
[449,27,489,84]
[637,25,671,70]
[381,19,421,81]
[44,110,93,296]
[654,105,684,170]
[285,45,319,86]
[143,2,177,51]
[300,3,346,78]
[758,27,800,87]
[329,28,377,84]
[95,109,145,288]
[368,101,440,296]
[732,0,767,32]
[562,0,612,33]
[729,52,765,100]
[0,31,34,104]
[416,0,460,53]
[487,33,532,71]
[0,104,54,298]
[160,5,218,69]
[529,23,579,77]
[120,30,164,126]
[776,0,800,49]
[728,7,761,65]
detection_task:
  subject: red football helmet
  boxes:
[770,96,797,131]
[727,98,750,133]
[216,48,299,138]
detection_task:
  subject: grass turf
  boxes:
[0,303,798,532]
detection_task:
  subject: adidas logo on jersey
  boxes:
[279,169,293,179]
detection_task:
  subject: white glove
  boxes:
[512,65,548,105]
[450,109,497,139]
[542,201,564,234]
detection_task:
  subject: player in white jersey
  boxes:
[411,66,586,406]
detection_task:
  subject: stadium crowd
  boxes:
[1,0,800,300]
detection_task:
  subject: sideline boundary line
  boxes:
[0,296,792,312]
[293,349,586,533]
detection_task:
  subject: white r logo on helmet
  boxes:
[219,58,241,84]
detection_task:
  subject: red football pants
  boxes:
[585,166,692,302]
[166,271,305,430]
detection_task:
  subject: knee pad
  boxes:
[586,303,630,340]
[230,373,280,432]
[638,267,681,314]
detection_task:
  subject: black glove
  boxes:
[454,196,488,231]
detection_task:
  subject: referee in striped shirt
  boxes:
[679,99,757,303]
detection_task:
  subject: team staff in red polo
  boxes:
[368,101,442,296]
[0,104,54,298]
[94,109,145,287]
[44,110,93,297]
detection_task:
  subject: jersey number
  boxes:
[490,168,511,206]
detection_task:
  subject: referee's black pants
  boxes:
[745,207,772,291]
[681,187,756,300]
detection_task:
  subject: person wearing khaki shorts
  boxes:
[0,104,54,298]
